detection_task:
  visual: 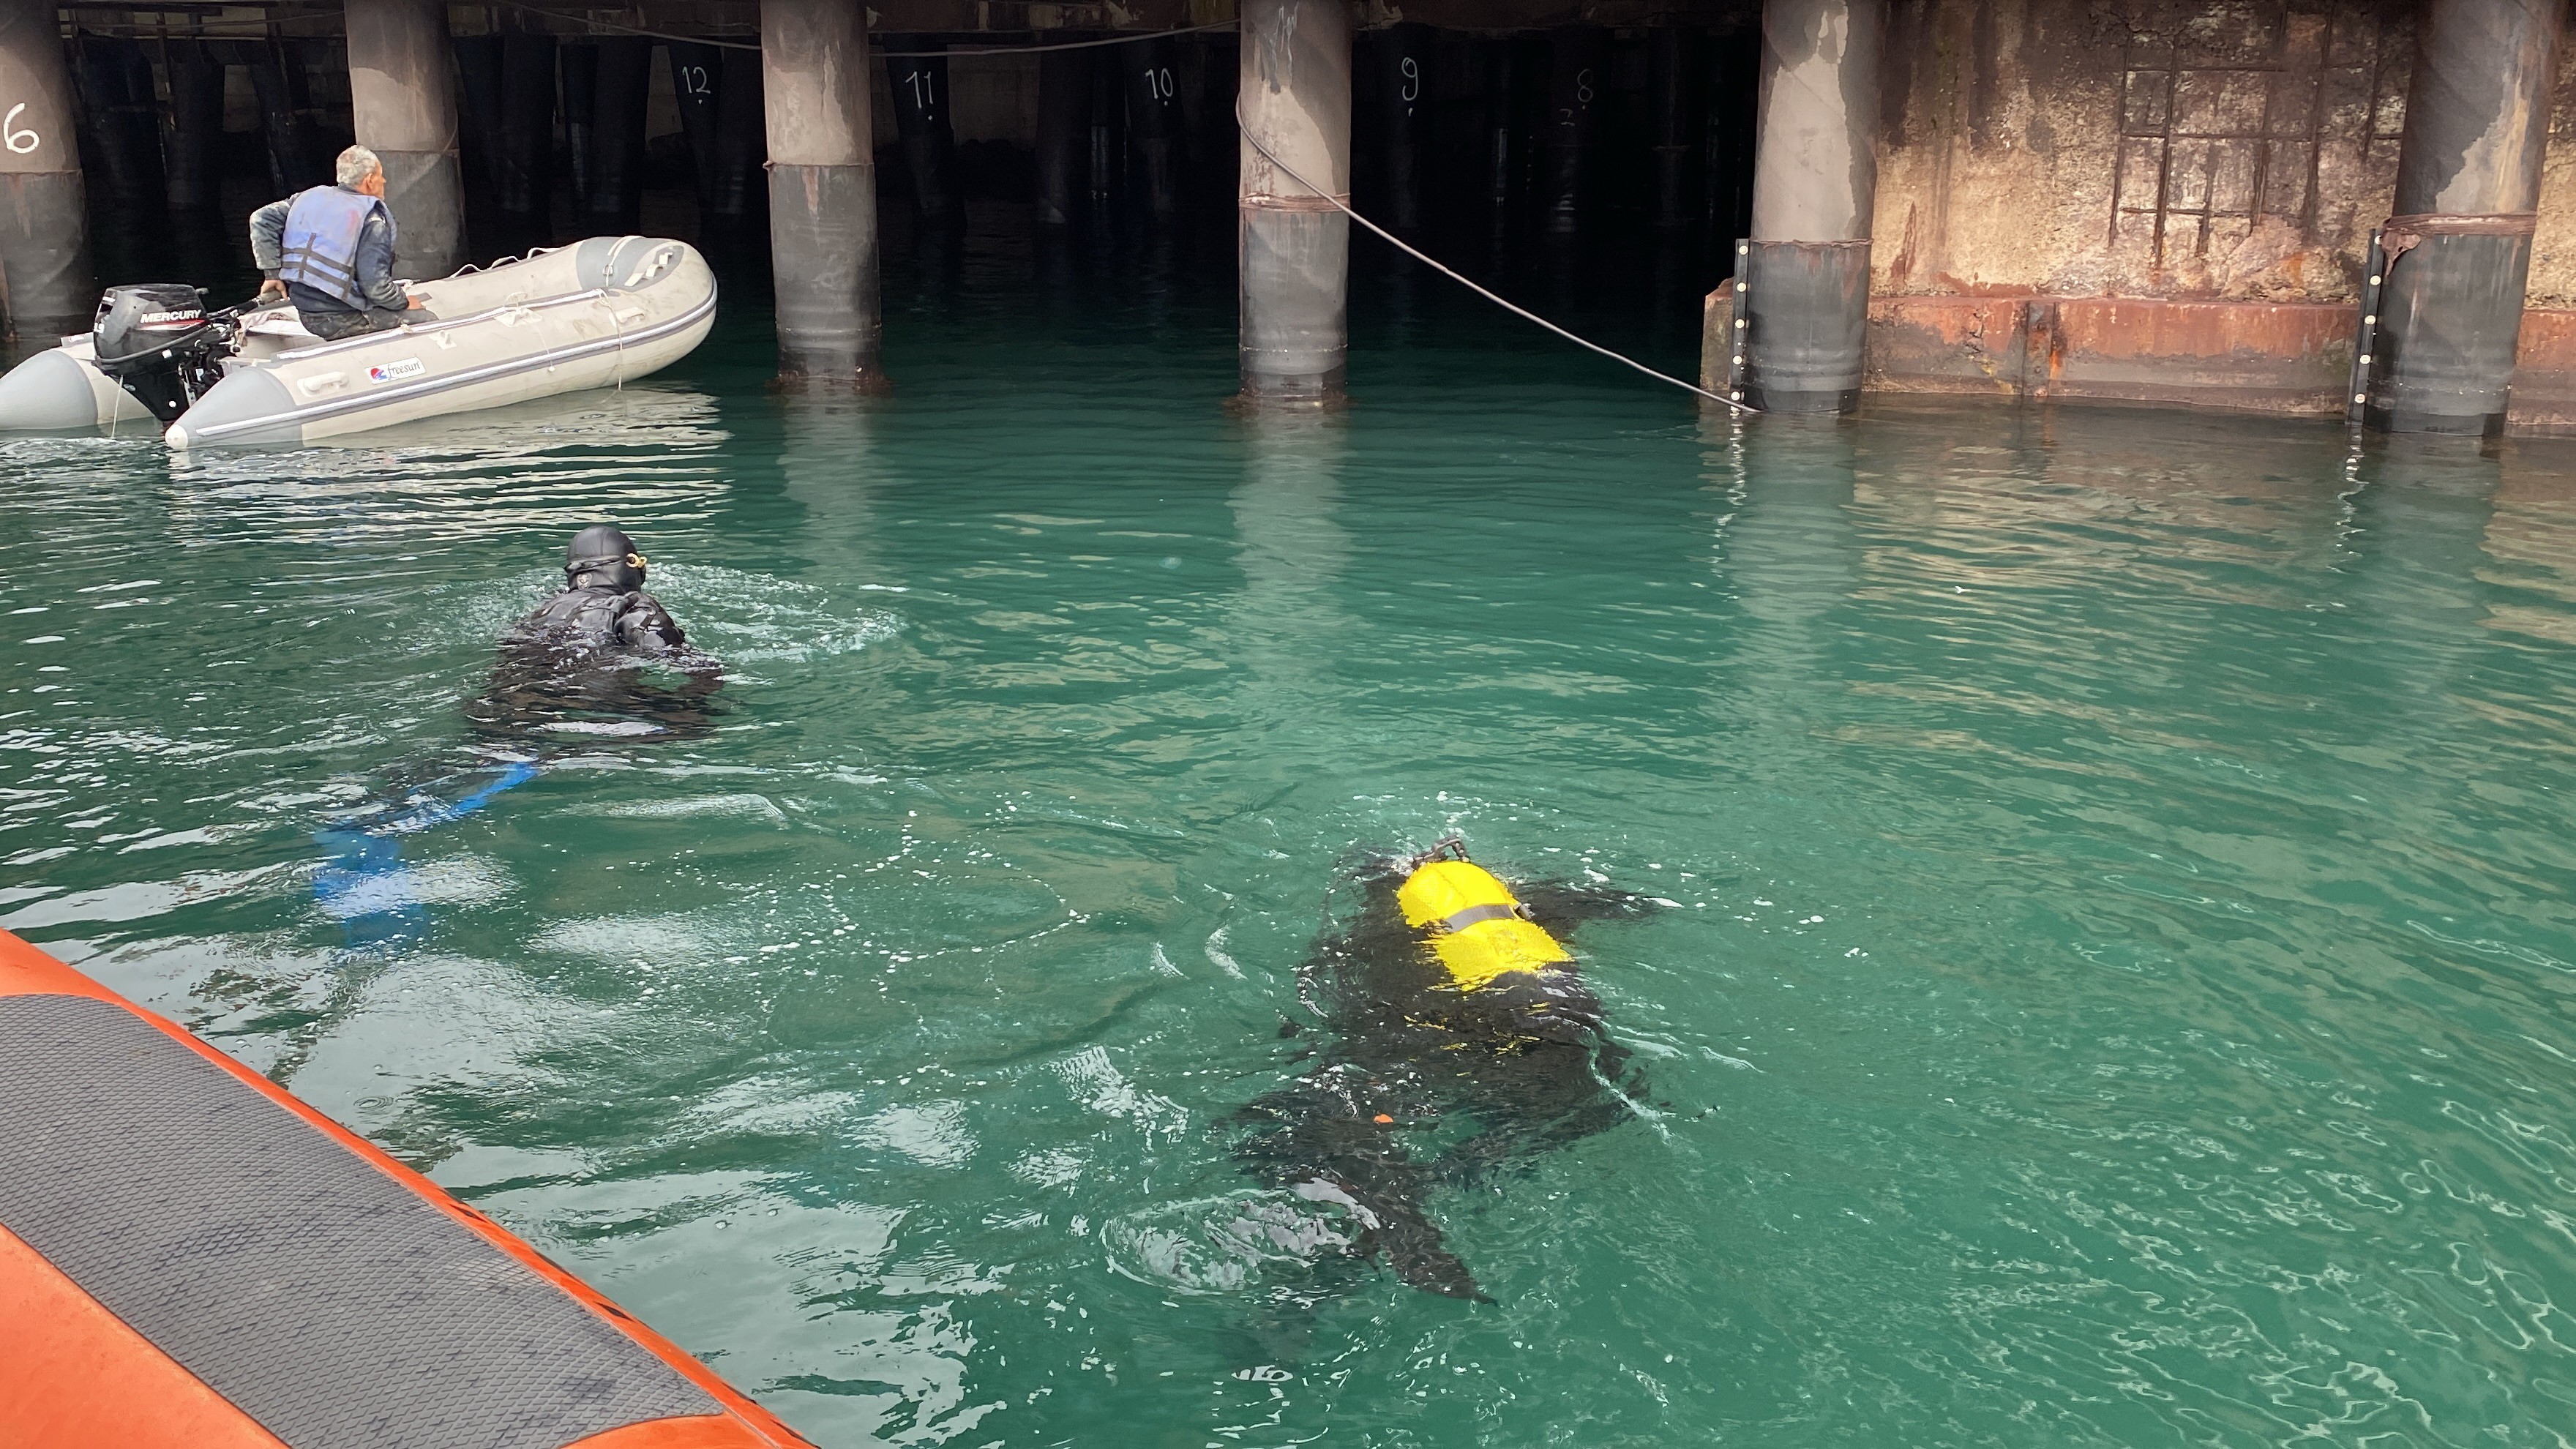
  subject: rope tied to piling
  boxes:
[1234,102,1756,415]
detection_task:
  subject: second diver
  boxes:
[1232,839,1658,1303]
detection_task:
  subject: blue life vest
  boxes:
[277,185,391,310]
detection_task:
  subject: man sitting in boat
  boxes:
[247,145,427,340]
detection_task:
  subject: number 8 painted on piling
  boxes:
[4,103,39,156]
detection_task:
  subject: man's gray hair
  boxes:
[334,144,383,188]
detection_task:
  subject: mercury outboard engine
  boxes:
[90,285,237,423]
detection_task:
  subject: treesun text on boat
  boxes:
[0,236,716,448]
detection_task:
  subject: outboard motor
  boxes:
[90,285,236,423]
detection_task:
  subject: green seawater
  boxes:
[9,227,2576,1447]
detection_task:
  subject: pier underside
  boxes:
[11,0,2576,430]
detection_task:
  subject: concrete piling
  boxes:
[452,34,502,220]
[1704,26,1759,261]
[0,0,89,341]
[2364,0,2565,435]
[1036,48,1086,227]
[1480,38,1522,240]
[763,0,883,389]
[160,40,222,212]
[495,34,556,248]
[246,43,317,195]
[1195,34,1238,209]
[1127,35,1185,221]
[72,35,161,211]
[708,47,766,236]
[1650,26,1701,232]
[1238,0,1352,405]
[1737,0,1882,413]
[561,42,596,214]
[886,40,956,226]
[667,41,725,225]
[1367,23,1431,235]
[345,0,465,278]
[580,37,651,235]
[1087,45,1123,215]
[1540,27,1606,237]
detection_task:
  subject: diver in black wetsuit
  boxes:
[318,528,722,977]
[515,525,689,654]
[1231,841,1658,1304]
[469,525,723,739]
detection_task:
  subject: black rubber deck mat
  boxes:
[0,992,717,1449]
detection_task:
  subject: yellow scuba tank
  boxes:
[1396,839,1572,990]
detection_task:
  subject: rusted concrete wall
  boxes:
[1865,293,2355,404]
[1874,0,2416,304]
[1860,291,2576,432]
[2526,31,2576,307]
[2510,308,2576,428]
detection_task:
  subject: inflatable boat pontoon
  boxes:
[0,236,715,449]
[0,929,807,1449]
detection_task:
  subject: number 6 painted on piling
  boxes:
[4,103,38,156]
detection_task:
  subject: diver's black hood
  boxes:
[565,524,645,592]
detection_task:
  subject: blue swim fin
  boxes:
[314,761,541,943]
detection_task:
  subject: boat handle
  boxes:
[624,244,683,287]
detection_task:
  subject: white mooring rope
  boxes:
[431,5,1754,413]
[1235,104,1756,415]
